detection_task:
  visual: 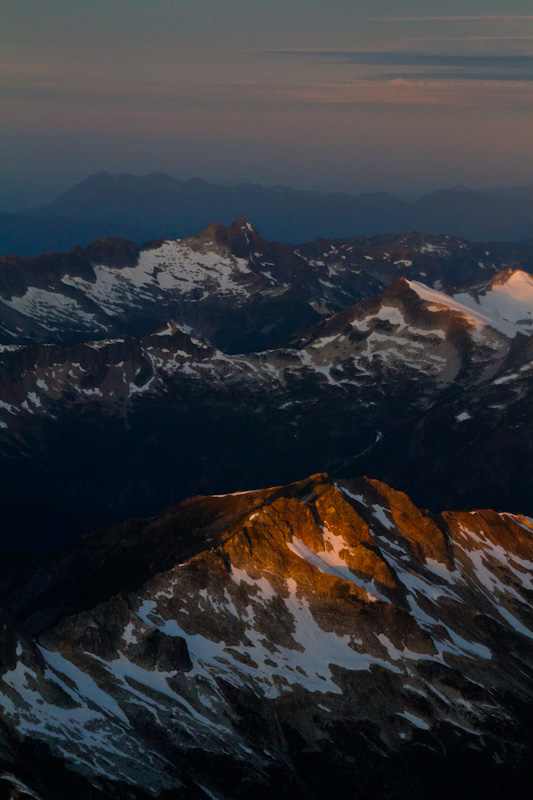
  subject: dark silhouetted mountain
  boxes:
[2,173,531,256]
[39,171,408,243]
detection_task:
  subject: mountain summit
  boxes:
[1,473,532,799]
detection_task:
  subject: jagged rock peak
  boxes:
[193,217,261,245]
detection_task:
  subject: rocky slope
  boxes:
[1,221,531,352]
[375,328,533,513]
[0,473,532,799]
[3,267,533,549]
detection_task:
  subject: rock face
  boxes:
[0,474,532,799]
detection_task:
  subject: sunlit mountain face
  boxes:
[0,220,532,800]
[1,473,533,800]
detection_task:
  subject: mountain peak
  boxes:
[405,272,533,337]
[2,472,532,799]
[488,267,533,288]
[188,219,264,258]
[230,216,259,236]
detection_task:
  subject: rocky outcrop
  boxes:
[0,474,532,799]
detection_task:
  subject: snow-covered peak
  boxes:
[57,238,256,322]
[407,274,533,337]
[486,268,533,296]
[456,270,533,336]
[490,267,532,286]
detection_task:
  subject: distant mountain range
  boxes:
[1,172,532,257]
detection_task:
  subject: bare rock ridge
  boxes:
[0,473,532,799]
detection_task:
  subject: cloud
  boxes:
[268,50,533,82]
[417,37,533,41]
[369,16,533,22]
[2,73,531,124]
[377,71,533,82]
[276,79,532,110]
[270,51,533,68]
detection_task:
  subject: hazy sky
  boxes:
[1,0,532,205]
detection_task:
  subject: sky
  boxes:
[1,0,532,206]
